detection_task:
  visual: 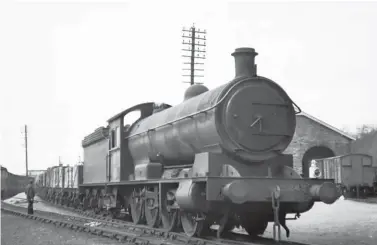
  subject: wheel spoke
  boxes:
[130,188,145,225]
[181,212,206,237]
[160,189,179,231]
[145,186,160,227]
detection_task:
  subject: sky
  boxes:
[1,0,376,175]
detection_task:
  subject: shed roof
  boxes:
[297,111,356,141]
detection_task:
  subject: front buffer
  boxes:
[175,175,340,240]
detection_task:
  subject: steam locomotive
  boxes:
[35,47,340,239]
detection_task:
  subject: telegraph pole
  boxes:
[24,125,28,176]
[182,24,207,85]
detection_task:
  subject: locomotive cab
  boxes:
[105,102,173,183]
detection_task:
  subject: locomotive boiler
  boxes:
[128,48,296,167]
[36,47,341,241]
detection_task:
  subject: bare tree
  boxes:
[341,124,377,140]
[354,125,377,139]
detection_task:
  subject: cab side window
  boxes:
[123,110,141,136]
[123,110,141,128]
[110,126,120,148]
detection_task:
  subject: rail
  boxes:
[2,198,313,245]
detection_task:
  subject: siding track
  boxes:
[2,200,315,245]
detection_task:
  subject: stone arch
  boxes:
[301,145,335,177]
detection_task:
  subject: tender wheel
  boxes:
[160,189,179,231]
[82,198,89,210]
[180,212,207,237]
[123,206,133,222]
[240,216,268,237]
[59,195,64,205]
[97,196,104,213]
[82,190,91,210]
[130,188,145,225]
[110,208,121,219]
[145,186,160,228]
[361,187,368,198]
[90,197,98,209]
[343,188,352,199]
[73,197,80,209]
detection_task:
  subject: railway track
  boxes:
[1,202,172,245]
[2,198,313,245]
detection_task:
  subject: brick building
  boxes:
[284,112,355,177]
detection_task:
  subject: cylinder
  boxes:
[222,180,249,204]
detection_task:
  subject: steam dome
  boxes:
[183,84,209,101]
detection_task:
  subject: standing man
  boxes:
[25,180,35,215]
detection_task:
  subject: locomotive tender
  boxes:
[37,47,341,239]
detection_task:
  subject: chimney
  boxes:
[231,47,258,78]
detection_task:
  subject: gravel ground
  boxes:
[0,212,124,245]
[261,198,377,245]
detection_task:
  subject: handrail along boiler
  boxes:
[36,47,340,241]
